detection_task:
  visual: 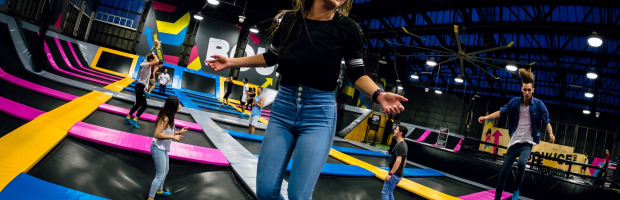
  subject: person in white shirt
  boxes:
[478,69,556,200]
[239,78,249,118]
[126,53,161,128]
[157,69,170,95]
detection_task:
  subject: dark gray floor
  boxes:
[104,98,196,123]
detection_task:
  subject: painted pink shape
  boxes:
[590,157,605,176]
[416,130,432,142]
[249,33,261,44]
[69,122,228,166]
[54,38,118,82]
[189,46,199,62]
[44,41,111,85]
[163,55,179,65]
[54,14,61,29]
[152,1,177,12]
[67,41,122,80]
[492,130,503,154]
[458,189,512,200]
[453,138,463,151]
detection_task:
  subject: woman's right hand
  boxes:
[173,135,183,142]
[205,55,231,71]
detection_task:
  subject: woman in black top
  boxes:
[206,0,407,199]
[221,76,233,107]
[247,87,256,110]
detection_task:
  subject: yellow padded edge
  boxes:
[91,47,139,78]
[219,80,269,123]
[0,91,113,191]
[103,77,135,92]
[155,13,190,34]
[329,149,461,200]
[0,121,67,191]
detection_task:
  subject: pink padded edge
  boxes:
[44,41,111,85]
[97,104,203,131]
[453,138,463,151]
[57,38,120,81]
[458,189,511,200]
[67,40,122,80]
[69,122,229,166]
[416,130,432,142]
[0,96,45,121]
[0,67,78,101]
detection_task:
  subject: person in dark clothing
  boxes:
[382,125,408,200]
[594,149,611,187]
[246,87,256,110]
[125,53,161,128]
[205,0,407,198]
[221,76,234,107]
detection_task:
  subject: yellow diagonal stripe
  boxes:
[156,13,190,34]
[329,149,461,200]
[104,77,135,92]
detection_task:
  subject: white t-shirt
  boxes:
[242,83,249,102]
[137,60,152,85]
[158,73,170,85]
[508,104,536,148]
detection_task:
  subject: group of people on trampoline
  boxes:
[128,0,556,199]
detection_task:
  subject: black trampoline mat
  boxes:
[120,89,168,102]
[0,78,67,112]
[0,112,26,138]
[213,121,265,136]
[28,137,252,200]
[82,110,213,148]
[96,51,133,75]
[284,175,421,200]
[234,138,262,155]
[104,98,195,123]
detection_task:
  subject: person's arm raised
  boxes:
[205,54,267,71]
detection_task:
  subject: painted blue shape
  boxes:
[181,88,216,99]
[0,0,6,5]
[159,26,188,46]
[143,27,154,50]
[174,89,199,109]
[252,155,375,176]
[226,130,263,142]
[378,167,445,177]
[132,56,145,80]
[331,146,390,158]
[0,173,108,199]
[185,92,219,102]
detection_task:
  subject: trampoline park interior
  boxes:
[0,0,619,199]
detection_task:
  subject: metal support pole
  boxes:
[73,1,86,37]
[562,124,568,145]
[573,124,579,148]
[592,130,598,156]
[84,11,94,41]
[583,129,588,154]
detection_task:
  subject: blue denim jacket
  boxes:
[499,97,550,144]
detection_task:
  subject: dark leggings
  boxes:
[129,83,147,118]
[159,84,166,95]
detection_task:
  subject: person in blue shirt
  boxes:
[478,68,556,200]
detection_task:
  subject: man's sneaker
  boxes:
[512,190,519,200]
[130,119,140,129]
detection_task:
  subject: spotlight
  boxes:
[587,31,603,47]
[435,89,442,94]
[454,75,464,83]
[410,72,419,80]
[425,87,429,92]
[249,25,259,33]
[207,0,219,5]
[238,15,246,23]
[426,57,437,67]
[506,63,517,72]
[586,67,598,79]
[583,109,591,115]
[193,12,204,20]
[378,56,387,64]
[584,91,594,98]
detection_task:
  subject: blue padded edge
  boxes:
[0,173,108,199]
[122,86,170,99]
[174,89,200,109]
[331,146,390,157]
[184,92,219,102]
[252,156,375,177]
[227,130,264,142]
[378,167,445,177]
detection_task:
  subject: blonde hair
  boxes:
[519,68,535,85]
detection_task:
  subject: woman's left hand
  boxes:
[179,127,188,134]
[377,92,408,116]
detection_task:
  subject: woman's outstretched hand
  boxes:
[205,55,231,71]
[377,92,408,116]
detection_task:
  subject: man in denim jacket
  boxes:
[478,69,556,200]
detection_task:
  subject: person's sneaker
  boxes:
[512,190,519,200]
[130,119,140,128]
[145,92,151,99]
[156,191,171,196]
[124,117,131,124]
[239,114,244,118]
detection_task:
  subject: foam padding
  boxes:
[40,91,112,130]
[331,146,390,157]
[0,173,108,199]
[226,130,264,142]
[91,46,137,77]
[378,167,445,177]
[69,122,228,166]
[103,77,135,92]
[329,149,459,200]
[0,96,45,121]
[0,66,78,101]
[458,189,511,200]
[97,103,202,131]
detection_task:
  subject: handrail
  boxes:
[94,12,134,29]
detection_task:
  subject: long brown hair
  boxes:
[268,0,353,47]
[156,96,180,129]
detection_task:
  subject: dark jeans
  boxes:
[495,143,532,200]
[158,84,166,95]
[129,83,147,118]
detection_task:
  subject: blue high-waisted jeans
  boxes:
[256,85,337,200]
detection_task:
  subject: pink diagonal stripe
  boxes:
[44,41,111,85]
[54,38,118,82]
[152,1,177,12]
[66,41,122,80]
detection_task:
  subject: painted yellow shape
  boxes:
[0,121,66,191]
[156,13,190,34]
[0,91,113,191]
[329,149,460,200]
[91,47,139,78]
[344,86,355,97]
[104,77,135,92]
[187,57,202,71]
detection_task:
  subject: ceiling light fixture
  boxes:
[410,72,419,80]
[586,67,598,79]
[454,75,464,83]
[506,63,517,72]
[435,89,442,94]
[207,0,219,5]
[583,109,591,114]
[193,12,204,20]
[426,57,437,67]
[587,31,603,47]
[585,90,594,98]
[249,25,259,33]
